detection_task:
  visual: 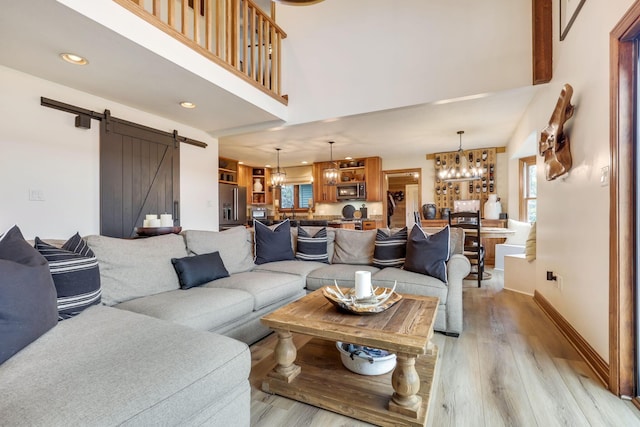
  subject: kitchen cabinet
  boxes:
[250,167,272,205]
[237,164,252,206]
[218,157,238,184]
[312,156,382,203]
[313,162,337,203]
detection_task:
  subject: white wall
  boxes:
[507,0,635,362]
[277,0,532,124]
[0,66,218,239]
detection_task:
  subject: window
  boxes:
[279,184,313,210]
[519,156,537,222]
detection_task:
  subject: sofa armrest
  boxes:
[444,254,471,336]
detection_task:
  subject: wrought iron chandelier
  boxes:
[324,141,339,185]
[439,131,484,182]
[271,148,286,188]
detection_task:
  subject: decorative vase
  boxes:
[423,203,436,220]
[253,178,263,192]
[484,194,502,219]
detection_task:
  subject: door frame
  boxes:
[382,168,422,227]
[610,1,640,399]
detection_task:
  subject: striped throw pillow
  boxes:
[296,227,329,263]
[373,227,408,268]
[35,233,101,320]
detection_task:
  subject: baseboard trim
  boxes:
[533,291,609,386]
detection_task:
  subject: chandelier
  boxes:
[324,141,339,185]
[438,131,483,182]
[271,148,286,188]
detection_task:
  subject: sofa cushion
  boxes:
[306,264,380,291]
[183,227,255,274]
[204,271,305,310]
[525,222,537,261]
[0,226,58,365]
[116,287,253,331]
[296,226,329,263]
[373,227,407,268]
[254,219,295,265]
[85,233,187,306]
[0,305,250,426]
[372,267,448,304]
[171,251,229,289]
[404,225,450,283]
[332,228,376,265]
[422,226,464,257]
[504,219,532,245]
[35,236,101,320]
[253,259,328,279]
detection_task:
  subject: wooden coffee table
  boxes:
[260,287,439,427]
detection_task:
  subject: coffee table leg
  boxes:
[267,329,301,384]
[389,353,422,418]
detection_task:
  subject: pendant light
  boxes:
[439,131,483,182]
[271,148,286,188]
[324,141,339,185]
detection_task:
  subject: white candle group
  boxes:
[355,270,373,299]
[143,213,172,228]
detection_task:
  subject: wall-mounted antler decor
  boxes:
[539,83,575,180]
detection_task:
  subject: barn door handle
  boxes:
[173,201,180,222]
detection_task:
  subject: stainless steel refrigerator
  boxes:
[219,183,247,229]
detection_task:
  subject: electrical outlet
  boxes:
[29,189,45,201]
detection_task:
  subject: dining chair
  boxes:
[448,210,485,287]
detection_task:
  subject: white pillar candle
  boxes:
[146,214,157,221]
[355,271,373,299]
[160,214,173,227]
[143,219,151,227]
[149,218,161,227]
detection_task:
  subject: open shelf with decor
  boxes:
[218,157,238,184]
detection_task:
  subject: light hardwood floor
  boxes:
[249,270,640,426]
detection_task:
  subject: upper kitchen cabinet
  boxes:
[218,157,238,183]
[313,161,338,203]
[312,156,382,203]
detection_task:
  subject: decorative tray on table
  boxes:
[322,282,401,315]
[134,226,182,237]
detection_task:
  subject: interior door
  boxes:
[405,184,419,227]
[100,116,180,238]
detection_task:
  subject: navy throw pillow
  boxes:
[35,234,102,320]
[296,226,328,263]
[404,225,450,283]
[373,227,408,268]
[171,251,230,289]
[0,226,58,365]
[254,219,295,265]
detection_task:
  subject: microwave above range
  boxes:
[336,182,366,201]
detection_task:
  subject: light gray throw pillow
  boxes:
[183,227,255,274]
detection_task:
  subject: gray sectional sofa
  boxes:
[0,224,469,426]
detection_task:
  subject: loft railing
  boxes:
[114,0,287,103]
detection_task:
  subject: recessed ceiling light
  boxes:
[60,53,88,65]
[345,157,353,160]
[301,161,308,164]
[238,161,244,165]
[265,164,272,168]
[180,101,196,109]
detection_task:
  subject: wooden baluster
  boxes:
[152,0,160,16]
[242,0,248,74]
[258,15,264,85]
[194,0,200,44]
[181,0,188,36]
[250,5,256,81]
[205,0,212,52]
[270,24,276,91]
[275,33,281,94]
[168,0,175,27]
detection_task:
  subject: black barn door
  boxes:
[100,115,180,238]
